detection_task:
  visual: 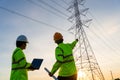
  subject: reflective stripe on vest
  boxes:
[12,62,27,70]
[12,57,25,64]
[57,59,74,63]
[58,54,73,58]
[57,47,74,63]
[12,48,27,70]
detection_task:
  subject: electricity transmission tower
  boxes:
[67,0,105,80]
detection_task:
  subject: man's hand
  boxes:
[49,72,53,77]
[76,39,78,42]
[28,65,35,71]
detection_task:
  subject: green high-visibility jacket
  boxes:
[51,40,78,77]
[10,47,31,80]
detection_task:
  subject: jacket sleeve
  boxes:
[13,50,31,69]
[50,47,63,74]
[69,40,78,49]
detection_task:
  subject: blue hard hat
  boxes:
[16,35,28,43]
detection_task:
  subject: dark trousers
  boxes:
[57,74,77,80]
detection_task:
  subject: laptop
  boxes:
[31,58,43,69]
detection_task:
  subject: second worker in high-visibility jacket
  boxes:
[49,32,78,80]
[10,35,35,80]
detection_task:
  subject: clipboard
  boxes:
[31,58,43,69]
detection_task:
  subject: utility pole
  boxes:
[110,71,114,80]
[67,0,105,80]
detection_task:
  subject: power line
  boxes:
[87,11,120,54]
[86,31,120,65]
[81,5,120,56]
[37,0,69,17]
[0,6,67,32]
[87,7,120,45]
[50,0,66,10]
[89,28,120,57]
[61,0,69,5]
[26,0,66,19]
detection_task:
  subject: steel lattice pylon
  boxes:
[67,0,105,80]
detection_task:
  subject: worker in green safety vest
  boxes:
[10,35,35,80]
[49,32,78,80]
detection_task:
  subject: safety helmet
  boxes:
[53,32,63,41]
[16,35,28,43]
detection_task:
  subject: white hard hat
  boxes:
[16,35,28,43]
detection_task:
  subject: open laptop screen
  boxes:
[31,58,43,69]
